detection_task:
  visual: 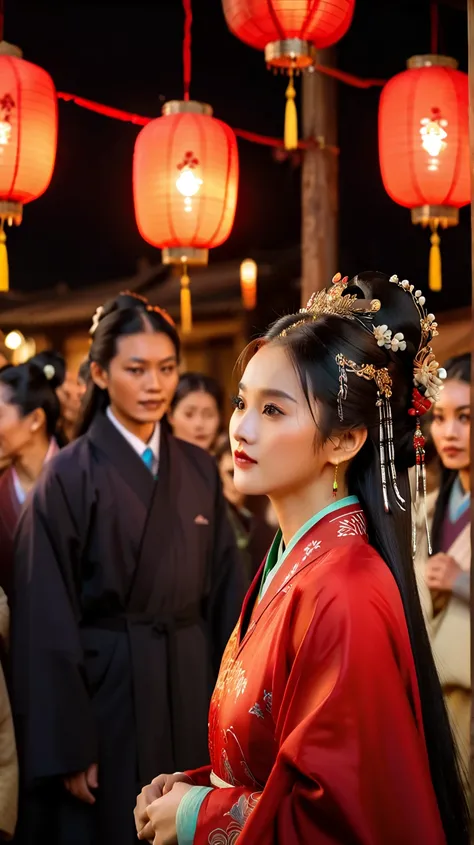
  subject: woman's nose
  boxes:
[233,410,257,444]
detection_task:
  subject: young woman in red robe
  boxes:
[135,271,469,845]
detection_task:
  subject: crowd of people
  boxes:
[0,275,468,844]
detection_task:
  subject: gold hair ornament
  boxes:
[278,273,381,337]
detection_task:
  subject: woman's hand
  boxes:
[64,763,98,804]
[144,781,194,845]
[425,553,462,592]
[135,773,192,840]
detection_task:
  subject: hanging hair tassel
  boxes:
[0,222,9,292]
[180,265,192,335]
[428,222,442,292]
[284,68,298,151]
[413,420,432,556]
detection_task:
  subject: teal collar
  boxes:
[260,495,359,599]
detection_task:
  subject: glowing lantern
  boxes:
[133,100,239,333]
[240,258,257,310]
[0,42,57,291]
[221,0,355,149]
[379,55,469,291]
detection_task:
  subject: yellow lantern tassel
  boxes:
[0,224,9,292]
[429,224,442,292]
[180,267,192,334]
[284,69,298,151]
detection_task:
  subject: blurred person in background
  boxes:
[169,372,222,453]
[0,353,62,598]
[11,293,242,845]
[215,434,274,586]
[0,342,12,475]
[77,359,90,393]
[55,360,84,447]
[415,353,470,778]
[0,338,11,370]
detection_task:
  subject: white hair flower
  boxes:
[90,305,104,336]
[373,324,407,352]
[43,364,55,381]
[414,351,446,402]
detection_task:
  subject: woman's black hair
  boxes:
[430,352,471,555]
[241,271,469,843]
[170,372,223,415]
[78,359,90,386]
[77,292,180,436]
[0,350,64,437]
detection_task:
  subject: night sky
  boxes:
[4,0,470,312]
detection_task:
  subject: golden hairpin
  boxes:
[279,273,381,337]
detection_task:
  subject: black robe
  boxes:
[11,415,243,845]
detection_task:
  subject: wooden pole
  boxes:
[468,0,474,831]
[301,50,338,306]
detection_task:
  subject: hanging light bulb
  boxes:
[420,107,448,172]
[176,151,203,213]
[240,258,257,310]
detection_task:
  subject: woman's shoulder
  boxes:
[292,543,410,655]
[297,541,403,620]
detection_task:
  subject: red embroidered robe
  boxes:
[186,501,446,844]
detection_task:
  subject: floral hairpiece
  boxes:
[373,324,407,352]
[335,354,404,514]
[388,275,445,409]
[328,273,445,553]
[386,275,447,553]
[89,296,176,337]
[278,273,381,337]
[90,305,104,336]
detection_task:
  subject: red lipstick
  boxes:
[234,449,257,468]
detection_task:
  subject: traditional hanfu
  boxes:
[415,479,471,778]
[177,497,446,845]
[11,414,243,845]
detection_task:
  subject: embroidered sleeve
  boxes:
[176,786,212,845]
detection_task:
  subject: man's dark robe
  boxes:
[11,415,243,844]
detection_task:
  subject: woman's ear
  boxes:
[90,361,108,391]
[29,407,46,434]
[329,427,367,465]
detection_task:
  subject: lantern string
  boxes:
[182,0,192,101]
[57,91,341,152]
[57,92,149,125]
[0,0,3,43]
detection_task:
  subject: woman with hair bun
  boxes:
[0,351,63,598]
[136,273,469,845]
[11,293,242,845]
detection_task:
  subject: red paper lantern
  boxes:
[0,42,57,290]
[379,55,469,291]
[222,0,355,61]
[222,0,355,149]
[133,100,239,332]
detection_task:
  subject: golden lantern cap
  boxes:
[407,54,458,70]
[264,39,315,70]
[0,41,23,58]
[162,100,213,117]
